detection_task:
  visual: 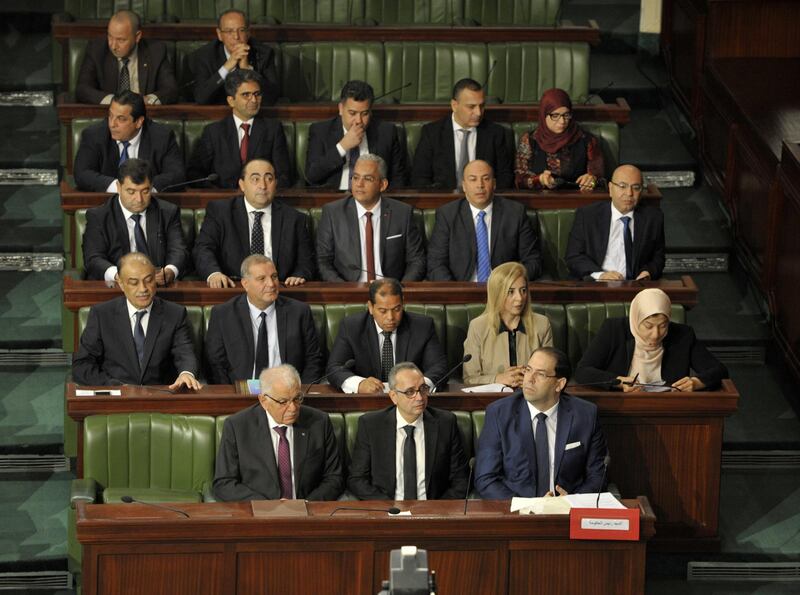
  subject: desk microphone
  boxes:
[120,495,190,518]
[596,454,611,508]
[373,82,413,103]
[347,264,385,280]
[158,173,219,193]
[431,354,472,393]
[482,59,498,90]
[463,457,475,515]
[302,359,355,397]
[329,506,401,516]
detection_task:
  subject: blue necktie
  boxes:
[534,413,550,497]
[130,213,148,255]
[119,140,130,166]
[476,210,491,282]
[347,146,360,189]
[133,310,146,366]
[621,216,634,280]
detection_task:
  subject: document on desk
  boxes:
[565,493,626,509]
[510,497,571,515]
[251,499,308,517]
[461,383,514,393]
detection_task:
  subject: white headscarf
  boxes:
[628,288,671,383]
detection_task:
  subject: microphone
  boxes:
[373,82,413,103]
[482,59,498,89]
[329,505,401,516]
[431,354,472,394]
[302,359,355,397]
[463,457,475,515]
[581,81,615,105]
[347,264,385,280]
[120,495,190,518]
[158,173,219,193]
[596,454,611,508]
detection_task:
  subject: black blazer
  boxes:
[315,196,426,281]
[189,39,279,105]
[213,403,343,501]
[204,294,323,384]
[72,296,197,386]
[192,196,316,282]
[326,311,448,390]
[411,116,513,189]
[574,318,728,389]
[347,406,470,500]
[82,195,189,280]
[305,116,408,188]
[76,38,178,104]
[426,196,542,281]
[565,201,666,280]
[73,119,186,192]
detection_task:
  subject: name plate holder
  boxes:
[569,507,640,541]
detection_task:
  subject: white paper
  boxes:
[75,389,121,396]
[510,496,571,515]
[461,383,514,393]
[392,511,412,516]
[564,492,625,509]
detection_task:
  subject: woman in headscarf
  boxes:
[574,288,727,391]
[515,88,604,192]
[463,262,553,387]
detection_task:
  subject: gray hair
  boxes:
[259,364,301,394]
[240,254,275,279]
[355,153,387,180]
[388,362,423,391]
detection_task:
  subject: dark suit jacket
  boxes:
[565,201,666,280]
[72,296,197,386]
[474,393,608,498]
[204,294,323,384]
[76,38,178,104]
[426,196,542,281]
[189,39,279,106]
[73,118,186,192]
[411,116,513,189]
[187,115,291,188]
[213,403,343,501]
[326,311,448,390]
[82,195,189,280]
[348,406,470,500]
[305,116,408,188]
[192,196,316,282]
[574,318,728,389]
[316,196,425,281]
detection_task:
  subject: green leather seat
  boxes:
[536,208,575,280]
[472,410,485,440]
[463,0,561,26]
[294,120,312,184]
[64,0,168,20]
[264,0,352,23]
[453,410,473,460]
[403,120,430,165]
[362,0,463,25]
[344,411,365,457]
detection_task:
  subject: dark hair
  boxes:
[111,90,146,120]
[368,278,403,304]
[340,80,375,105]
[224,68,263,98]
[117,158,151,184]
[239,158,275,180]
[112,9,141,35]
[533,347,572,380]
[452,78,483,100]
[217,9,249,29]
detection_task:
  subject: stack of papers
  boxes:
[510,492,625,515]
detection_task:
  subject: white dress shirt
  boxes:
[451,114,477,171]
[467,201,493,282]
[336,124,369,190]
[247,298,281,378]
[526,400,559,495]
[265,409,296,499]
[126,300,152,335]
[593,204,635,280]
[244,199,273,258]
[104,128,143,193]
[394,408,427,500]
[354,199,383,282]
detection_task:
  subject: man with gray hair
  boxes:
[348,362,470,500]
[214,364,343,501]
[316,153,426,281]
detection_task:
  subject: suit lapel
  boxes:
[395,316,411,362]
[382,409,398,495]
[271,201,284,266]
[249,117,267,160]
[489,197,502,258]
[139,123,152,161]
[105,50,119,92]
[632,207,646,273]
[378,198,391,267]
[553,398,573,481]
[516,396,537,478]
[344,197,361,272]
[225,116,241,163]
[233,197,252,257]
[137,44,150,93]
[110,197,132,253]
[292,410,311,496]
[422,410,438,491]
[457,200,477,275]
[117,298,140,376]
[442,120,457,187]
[255,407,281,498]
[144,200,160,262]
[235,295,256,375]
[594,202,612,261]
[475,121,490,161]
[365,316,382,378]
[139,298,164,382]
[275,297,288,364]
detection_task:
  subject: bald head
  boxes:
[107,10,142,59]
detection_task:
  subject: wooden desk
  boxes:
[76,497,655,595]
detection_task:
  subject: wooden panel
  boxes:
[95,551,224,595]
[707,1,800,59]
[238,550,365,595]
[698,80,732,193]
[662,0,706,117]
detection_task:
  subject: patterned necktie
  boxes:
[240,122,250,164]
[254,311,269,377]
[347,146,360,189]
[250,210,264,255]
[456,128,470,191]
[130,213,148,255]
[534,413,550,497]
[274,425,293,499]
[133,310,146,365]
[119,140,130,166]
[118,57,130,92]
[476,210,491,282]
[364,211,375,281]
[380,330,393,382]
[620,216,634,280]
[403,425,417,500]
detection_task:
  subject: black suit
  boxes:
[204,294,323,384]
[72,296,197,386]
[192,196,316,282]
[189,39,279,106]
[565,201,666,280]
[304,116,408,188]
[426,196,542,281]
[411,116,513,189]
[73,119,186,192]
[76,38,178,104]
[316,196,426,281]
[348,406,470,500]
[574,318,728,389]
[187,115,291,188]
[214,403,343,501]
[82,195,189,281]
[327,311,447,390]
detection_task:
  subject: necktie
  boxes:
[364,211,375,281]
[403,425,417,500]
[476,210,491,282]
[347,146,360,189]
[250,211,264,255]
[274,426,293,499]
[133,310,146,366]
[380,330,393,382]
[456,128,470,191]
[254,311,269,377]
[240,122,250,164]
[118,57,130,92]
[119,140,130,166]
[621,216,634,280]
[130,213,148,255]
[534,413,550,497]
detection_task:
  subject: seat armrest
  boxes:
[70,478,98,508]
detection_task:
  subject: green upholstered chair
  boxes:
[294,120,312,184]
[403,120,431,165]
[64,0,167,20]
[472,410,485,440]
[453,410,474,460]
[361,0,463,25]
[343,411,365,457]
[174,40,206,102]
[263,0,353,23]
[463,0,561,26]
[536,208,576,280]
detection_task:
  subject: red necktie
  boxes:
[365,211,375,281]
[240,122,250,164]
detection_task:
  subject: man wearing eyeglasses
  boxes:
[565,164,665,281]
[213,364,344,501]
[348,362,470,500]
[474,347,608,498]
[188,9,279,105]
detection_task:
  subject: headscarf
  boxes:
[533,88,584,153]
[628,288,672,383]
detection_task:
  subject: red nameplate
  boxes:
[569,507,640,541]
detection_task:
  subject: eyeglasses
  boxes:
[547,112,573,122]
[263,393,304,407]
[393,385,431,398]
[522,366,559,381]
[219,27,249,36]
[608,180,644,193]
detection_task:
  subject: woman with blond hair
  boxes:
[463,262,553,387]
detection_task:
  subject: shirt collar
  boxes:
[499,319,526,334]
[526,399,559,422]
[467,200,493,220]
[118,47,138,65]
[118,127,142,150]
[247,297,276,320]
[265,409,294,430]
[355,198,381,220]
[244,198,272,216]
[395,407,424,430]
[232,113,255,130]
[373,319,394,338]
[117,196,146,221]
[451,113,476,133]
[126,299,153,319]
[610,203,633,221]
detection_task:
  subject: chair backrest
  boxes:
[65,0,165,21]
[536,208,576,281]
[362,0,463,25]
[263,0,353,23]
[463,0,561,26]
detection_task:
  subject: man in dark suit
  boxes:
[214,364,343,501]
[565,164,665,281]
[475,347,608,498]
[348,362,470,500]
[76,10,177,105]
[411,78,513,190]
[204,254,323,384]
[305,80,408,188]
[72,252,201,389]
[327,279,447,393]
[316,154,425,282]
[82,158,189,286]
[189,9,279,106]
[427,159,542,281]
[193,158,315,288]
[187,69,290,188]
